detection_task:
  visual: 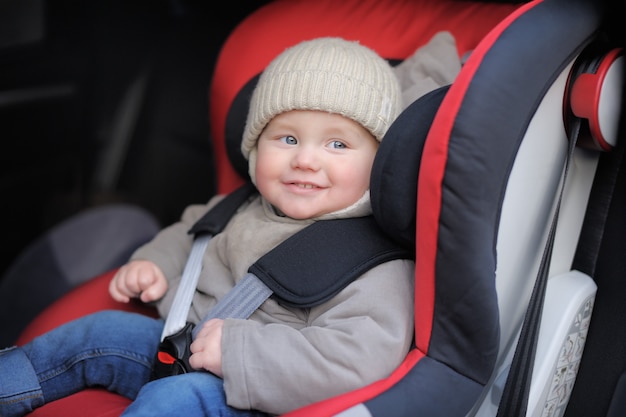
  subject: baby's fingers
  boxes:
[109,261,160,302]
[139,269,167,303]
[109,268,134,303]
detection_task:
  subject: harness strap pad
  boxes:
[188,182,257,236]
[249,216,413,308]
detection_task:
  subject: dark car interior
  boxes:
[0,0,271,344]
[0,0,273,271]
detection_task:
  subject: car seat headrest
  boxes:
[371,85,449,249]
[564,41,624,151]
[225,76,259,181]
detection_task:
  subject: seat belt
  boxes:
[158,182,258,341]
[494,114,581,416]
[151,197,413,380]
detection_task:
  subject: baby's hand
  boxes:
[109,260,168,303]
[189,319,224,377]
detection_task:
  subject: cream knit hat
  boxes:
[241,37,402,182]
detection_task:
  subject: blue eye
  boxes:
[329,140,346,149]
[280,135,298,145]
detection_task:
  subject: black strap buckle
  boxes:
[150,322,194,381]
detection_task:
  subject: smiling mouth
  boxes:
[286,181,325,191]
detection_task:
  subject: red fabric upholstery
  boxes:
[18,0,520,415]
[27,391,131,417]
[16,270,157,346]
[210,0,520,194]
[16,270,157,417]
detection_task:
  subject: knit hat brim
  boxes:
[241,37,402,178]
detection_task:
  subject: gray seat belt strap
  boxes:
[160,234,212,341]
[191,272,273,338]
[159,182,258,341]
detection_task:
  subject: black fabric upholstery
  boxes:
[366,357,484,416]
[370,86,449,249]
[225,76,260,181]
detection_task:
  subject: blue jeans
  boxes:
[0,310,267,417]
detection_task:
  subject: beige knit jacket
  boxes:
[131,193,414,415]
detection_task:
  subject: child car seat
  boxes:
[16,0,623,416]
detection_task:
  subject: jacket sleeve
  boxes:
[221,258,415,415]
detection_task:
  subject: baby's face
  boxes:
[255,110,378,219]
